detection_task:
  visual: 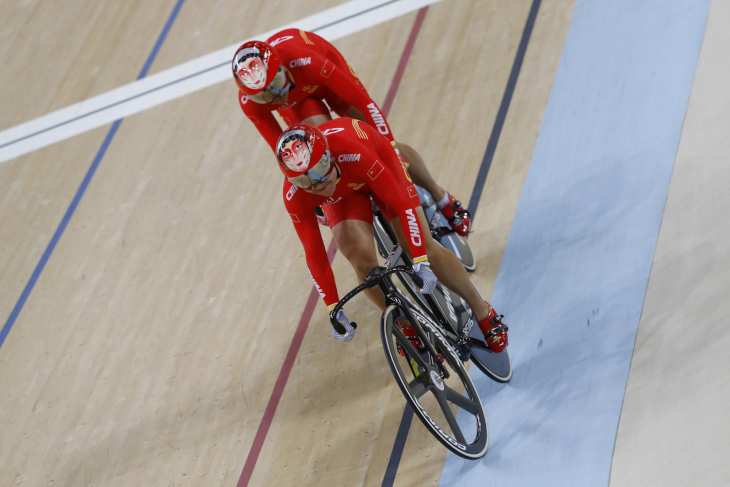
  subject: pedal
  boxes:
[431,227,455,239]
[457,347,471,362]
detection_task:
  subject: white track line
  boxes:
[0,0,440,164]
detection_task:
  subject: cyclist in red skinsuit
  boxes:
[234,30,471,236]
[278,119,507,352]
[284,119,428,309]
[239,29,395,150]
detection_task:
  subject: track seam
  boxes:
[0,0,188,351]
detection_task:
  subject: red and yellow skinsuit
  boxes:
[283,118,426,308]
[239,28,395,151]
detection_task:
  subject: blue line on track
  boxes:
[0,0,188,351]
[467,0,541,222]
[381,1,541,484]
[138,0,186,80]
[381,405,414,486]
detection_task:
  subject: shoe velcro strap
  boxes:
[432,227,456,238]
[486,324,508,338]
[489,314,504,326]
[448,208,470,225]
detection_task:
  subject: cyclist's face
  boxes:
[280,140,310,172]
[237,57,267,89]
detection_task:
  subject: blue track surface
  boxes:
[440,0,709,485]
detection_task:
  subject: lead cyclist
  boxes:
[275,120,508,353]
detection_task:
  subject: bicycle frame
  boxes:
[330,246,467,380]
[371,206,489,354]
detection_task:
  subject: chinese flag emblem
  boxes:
[368,161,384,180]
[407,186,418,198]
[321,59,335,78]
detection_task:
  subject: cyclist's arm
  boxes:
[284,193,340,308]
[361,129,429,264]
[239,92,283,152]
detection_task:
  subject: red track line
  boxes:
[382,6,429,117]
[237,239,337,487]
[236,8,429,485]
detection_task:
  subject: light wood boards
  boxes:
[0,0,574,485]
[0,1,348,485]
[610,1,730,485]
[0,0,179,129]
[0,0,184,369]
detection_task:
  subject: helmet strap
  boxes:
[333,161,341,183]
[285,68,296,91]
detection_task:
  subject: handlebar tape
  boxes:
[330,318,357,335]
[328,264,414,333]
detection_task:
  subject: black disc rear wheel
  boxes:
[468,326,512,383]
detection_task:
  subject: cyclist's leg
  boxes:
[322,193,386,310]
[397,212,506,350]
[392,144,471,237]
[385,205,491,322]
[395,142,446,202]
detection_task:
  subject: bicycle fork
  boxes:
[383,283,451,380]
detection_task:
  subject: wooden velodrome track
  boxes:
[2,0,729,486]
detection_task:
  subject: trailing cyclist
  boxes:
[232,30,469,236]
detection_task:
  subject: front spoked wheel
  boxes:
[381,305,488,459]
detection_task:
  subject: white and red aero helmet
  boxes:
[276,124,335,189]
[232,41,291,103]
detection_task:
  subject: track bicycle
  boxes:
[371,202,512,383]
[329,245,490,458]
